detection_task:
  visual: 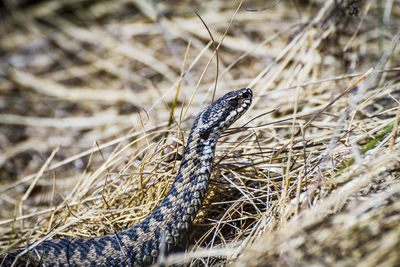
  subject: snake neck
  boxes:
[151,112,222,244]
[120,120,220,257]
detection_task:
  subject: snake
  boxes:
[1,88,253,267]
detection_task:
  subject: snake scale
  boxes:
[1,88,253,266]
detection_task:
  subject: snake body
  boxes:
[1,88,252,266]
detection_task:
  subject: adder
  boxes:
[1,88,253,266]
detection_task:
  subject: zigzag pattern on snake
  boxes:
[1,88,253,266]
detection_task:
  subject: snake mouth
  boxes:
[218,88,253,129]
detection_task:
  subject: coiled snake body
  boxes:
[1,88,253,266]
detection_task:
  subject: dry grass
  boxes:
[0,0,399,266]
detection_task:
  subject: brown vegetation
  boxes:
[0,0,399,266]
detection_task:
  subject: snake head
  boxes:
[197,88,252,139]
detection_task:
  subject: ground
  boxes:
[0,0,399,266]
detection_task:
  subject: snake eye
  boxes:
[229,99,238,106]
[242,91,249,98]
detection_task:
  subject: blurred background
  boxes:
[0,0,399,266]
